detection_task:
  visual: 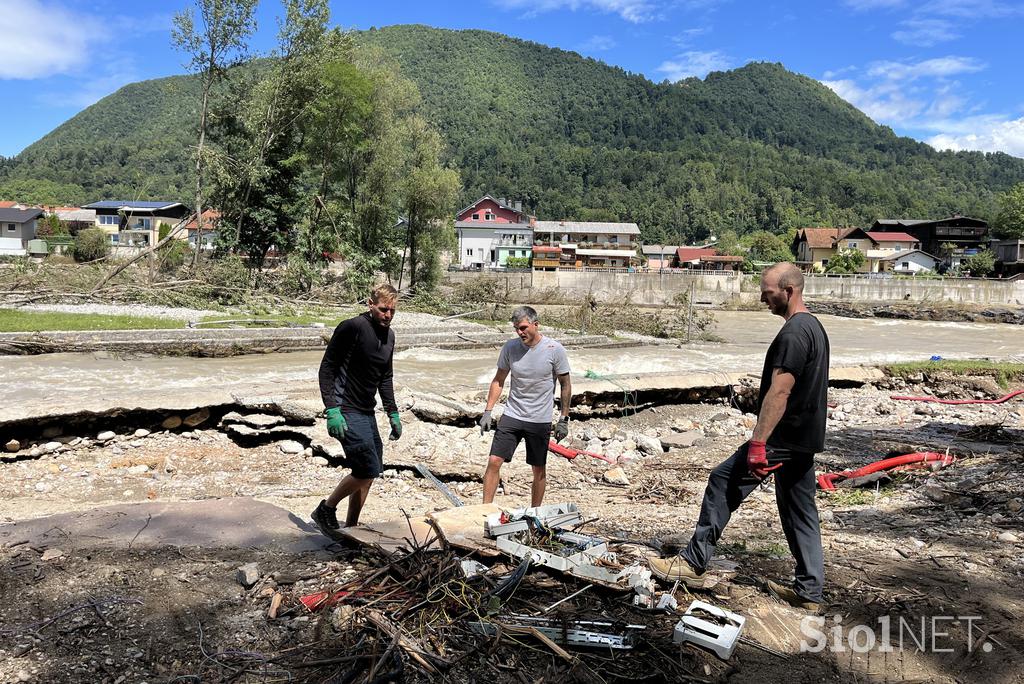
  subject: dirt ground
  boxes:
[1,380,1023,683]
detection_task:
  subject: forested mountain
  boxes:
[4,24,1023,244]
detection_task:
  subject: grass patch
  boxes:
[0,309,184,332]
[822,484,897,506]
[883,359,1024,389]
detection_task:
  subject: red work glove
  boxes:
[746,440,781,480]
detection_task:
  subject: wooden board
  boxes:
[427,503,503,555]
[340,516,442,556]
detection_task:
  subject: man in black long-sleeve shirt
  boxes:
[311,284,402,537]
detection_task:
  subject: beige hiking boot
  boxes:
[766,579,820,613]
[648,556,706,588]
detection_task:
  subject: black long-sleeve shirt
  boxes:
[318,312,397,414]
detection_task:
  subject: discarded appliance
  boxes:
[673,600,745,660]
[468,615,646,650]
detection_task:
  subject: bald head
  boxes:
[762,262,804,291]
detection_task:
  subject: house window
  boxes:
[901,262,909,269]
[472,213,479,220]
[485,212,494,221]
[6,224,14,232]
[465,249,472,256]
[821,259,829,267]
[895,245,902,251]
[99,214,118,225]
[110,234,119,244]
[134,218,152,229]
[848,241,857,249]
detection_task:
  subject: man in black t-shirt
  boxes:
[650,263,830,612]
[311,284,403,538]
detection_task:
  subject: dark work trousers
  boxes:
[682,444,824,603]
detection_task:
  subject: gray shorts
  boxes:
[489,416,551,467]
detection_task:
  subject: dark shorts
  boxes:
[341,410,384,479]
[489,416,551,467]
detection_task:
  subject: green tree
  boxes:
[399,116,460,290]
[36,214,67,237]
[743,230,793,263]
[826,248,865,273]
[993,182,1024,239]
[72,228,111,262]
[961,250,995,277]
[173,0,258,267]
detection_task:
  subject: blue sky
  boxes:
[1,0,1022,158]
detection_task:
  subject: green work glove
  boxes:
[325,407,347,441]
[388,411,402,441]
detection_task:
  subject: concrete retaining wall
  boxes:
[803,275,1024,305]
[444,270,1024,307]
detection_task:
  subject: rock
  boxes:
[5,439,19,452]
[303,447,313,457]
[603,467,630,486]
[1008,498,1022,513]
[239,413,287,428]
[226,424,260,438]
[997,531,1020,544]
[97,431,116,442]
[129,440,144,448]
[41,442,62,454]
[127,464,150,475]
[16,670,31,682]
[711,412,731,422]
[236,562,260,587]
[183,408,211,427]
[275,400,319,425]
[598,428,613,440]
[278,440,304,455]
[161,415,183,429]
[134,428,151,438]
[40,548,64,561]
[661,430,703,449]
[742,415,757,429]
[42,426,62,439]
[310,456,329,466]
[34,482,50,493]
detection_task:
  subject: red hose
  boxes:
[890,389,1024,405]
[547,441,617,464]
[817,451,955,490]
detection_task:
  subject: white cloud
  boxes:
[866,56,985,80]
[890,18,960,45]
[919,0,1024,18]
[926,116,1024,156]
[671,27,711,48]
[577,34,617,51]
[0,0,98,79]
[493,0,662,23]
[822,78,927,124]
[656,50,732,80]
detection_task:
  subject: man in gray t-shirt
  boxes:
[479,306,572,506]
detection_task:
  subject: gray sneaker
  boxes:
[311,500,344,539]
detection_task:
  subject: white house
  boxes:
[0,207,44,255]
[881,249,941,274]
[454,195,533,269]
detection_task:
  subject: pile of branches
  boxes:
[171,533,721,683]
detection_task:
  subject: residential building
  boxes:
[792,227,851,271]
[871,216,987,267]
[454,195,533,269]
[184,209,221,251]
[993,238,1024,277]
[82,200,191,247]
[675,246,743,271]
[641,245,680,270]
[533,220,640,268]
[880,249,941,274]
[0,207,44,255]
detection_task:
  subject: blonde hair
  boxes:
[371,283,398,304]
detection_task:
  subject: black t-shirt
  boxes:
[318,312,397,415]
[757,312,830,453]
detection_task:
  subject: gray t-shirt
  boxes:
[498,335,571,423]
